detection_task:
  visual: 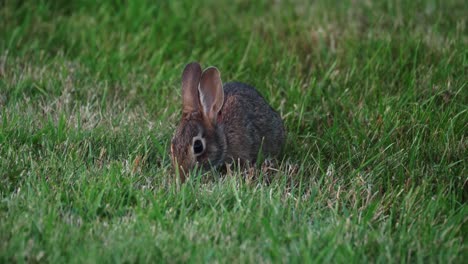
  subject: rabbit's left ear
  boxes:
[199,67,224,124]
[181,62,202,114]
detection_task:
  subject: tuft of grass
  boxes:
[1,0,466,262]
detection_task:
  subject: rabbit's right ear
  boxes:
[199,67,224,125]
[182,62,202,114]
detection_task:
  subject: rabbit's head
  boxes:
[170,62,227,182]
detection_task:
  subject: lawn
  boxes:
[0,0,466,262]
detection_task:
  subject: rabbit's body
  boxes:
[221,82,285,163]
[170,62,285,182]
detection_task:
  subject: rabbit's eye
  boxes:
[193,139,204,155]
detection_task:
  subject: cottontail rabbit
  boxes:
[170,62,285,182]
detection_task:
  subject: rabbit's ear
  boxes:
[199,67,224,124]
[182,62,202,114]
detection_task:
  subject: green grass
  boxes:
[1,0,466,262]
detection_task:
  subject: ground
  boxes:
[0,0,466,263]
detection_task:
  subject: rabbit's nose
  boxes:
[178,166,188,183]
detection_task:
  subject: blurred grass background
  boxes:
[0,0,466,262]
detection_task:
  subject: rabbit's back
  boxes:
[221,82,285,162]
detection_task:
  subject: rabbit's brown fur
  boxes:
[171,62,285,182]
